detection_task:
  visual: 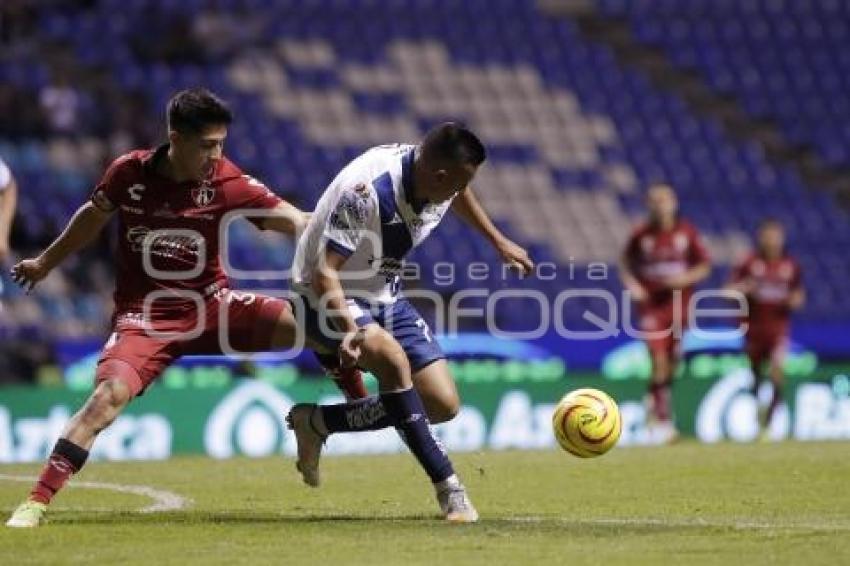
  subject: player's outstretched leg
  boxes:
[287,326,478,522]
[5,378,132,528]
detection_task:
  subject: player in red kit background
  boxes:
[619,184,711,444]
[726,219,804,440]
[5,89,309,528]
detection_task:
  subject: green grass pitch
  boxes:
[1,442,848,565]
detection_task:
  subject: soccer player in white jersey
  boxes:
[287,123,532,522]
[0,155,17,265]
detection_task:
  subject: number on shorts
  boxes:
[415,318,432,343]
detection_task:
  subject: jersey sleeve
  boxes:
[227,174,283,211]
[90,154,135,212]
[0,157,11,190]
[688,226,710,265]
[323,183,376,258]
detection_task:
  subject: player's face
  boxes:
[427,162,478,203]
[647,186,678,223]
[759,224,785,255]
[171,124,227,181]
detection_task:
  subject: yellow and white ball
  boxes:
[552,388,621,458]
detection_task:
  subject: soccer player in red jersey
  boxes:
[6,92,491,526]
[726,219,804,438]
[619,184,711,444]
[5,88,310,527]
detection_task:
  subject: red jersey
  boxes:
[624,219,710,303]
[732,253,802,331]
[90,145,283,313]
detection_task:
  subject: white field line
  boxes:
[0,474,191,513]
[505,515,850,532]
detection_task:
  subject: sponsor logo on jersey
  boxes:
[126,225,203,260]
[116,311,147,327]
[368,255,405,277]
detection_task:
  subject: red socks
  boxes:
[30,439,89,505]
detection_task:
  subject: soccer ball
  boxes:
[552,388,622,458]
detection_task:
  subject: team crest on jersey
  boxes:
[779,263,793,280]
[752,260,765,277]
[673,232,688,252]
[191,184,216,207]
[641,236,655,254]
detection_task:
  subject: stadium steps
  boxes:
[538,0,850,207]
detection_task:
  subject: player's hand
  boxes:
[496,237,534,276]
[339,328,366,368]
[11,256,51,293]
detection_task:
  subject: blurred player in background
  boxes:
[287,123,532,523]
[0,155,18,265]
[726,219,804,439]
[619,184,711,444]
[6,88,308,528]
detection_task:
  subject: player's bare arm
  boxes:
[255,201,311,237]
[0,173,17,262]
[11,201,114,292]
[618,251,648,302]
[450,186,533,274]
[312,246,365,367]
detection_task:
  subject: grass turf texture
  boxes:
[1,442,848,565]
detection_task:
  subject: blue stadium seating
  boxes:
[1,0,848,342]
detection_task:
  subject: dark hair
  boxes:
[421,122,486,166]
[167,88,233,134]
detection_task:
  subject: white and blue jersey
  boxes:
[0,156,11,192]
[292,144,453,305]
[292,144,451,370]
[0,155,11,294]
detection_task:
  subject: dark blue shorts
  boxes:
[292,294,444,372]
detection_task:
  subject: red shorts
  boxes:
[95,290,288,397]
[638,299,688,357]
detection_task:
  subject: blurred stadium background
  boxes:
[0,0,849,462]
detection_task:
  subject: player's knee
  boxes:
[84,380,131,428]
[427,396,460,424]
[360,327,410,386]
